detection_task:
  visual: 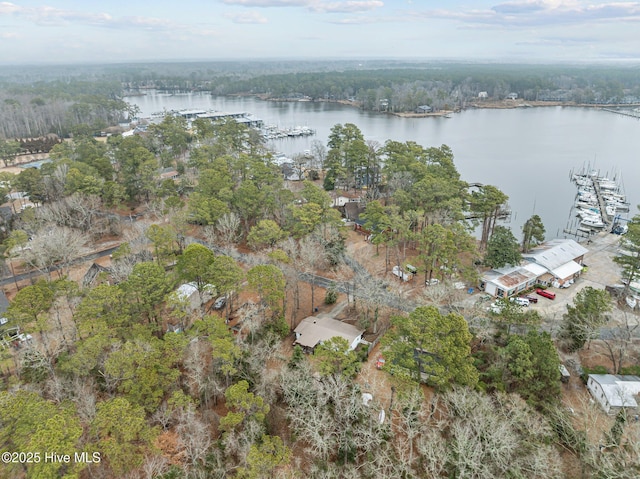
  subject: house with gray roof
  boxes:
[587,374,640,414]
[522,239,588,286]
[294,316,364,352]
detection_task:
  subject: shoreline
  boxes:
[241,93,640,117]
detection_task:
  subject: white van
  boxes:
[511,297,530,307]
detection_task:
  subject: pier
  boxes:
[565,167,629,240]
[602,108,640,119]
[591,178,613,228]
[562,227,593,239]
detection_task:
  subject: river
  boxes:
[125,91,640,240]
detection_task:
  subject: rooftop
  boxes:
[589,374,640,409]
[294,316,364,350]
[483,264,538,289]
[523,239,588,271]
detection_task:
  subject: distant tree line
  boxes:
[0,79,131,139]
[3,61,640,139]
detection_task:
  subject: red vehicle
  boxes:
[536,288,556,300]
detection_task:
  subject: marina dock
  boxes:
[591,178,612,227]
[565,167,630,239]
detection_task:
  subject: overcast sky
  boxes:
[1,0,639,64]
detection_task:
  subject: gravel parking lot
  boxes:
[529,232,627,330]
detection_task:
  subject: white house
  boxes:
[331,194,360,208]
[480,264,540,298]
[294,316,365,351]
[587,374,640,414]
[173,283,202,310]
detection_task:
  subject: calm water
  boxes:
[126,91,640,240]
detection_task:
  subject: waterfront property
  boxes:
[522,239,588,286]
[480,264,542,298]
[173,109,264,129]
[480,238,588,297]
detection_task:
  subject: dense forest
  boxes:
[2,61,640,140]
[1,62,640,478]
[0,78,131,139]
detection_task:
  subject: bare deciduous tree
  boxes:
[298,236,327,315]
[22,225,87,278]
[600,311,640,374]
[215,212,242,246]
[140,454,169,479]
[176,408,212,472]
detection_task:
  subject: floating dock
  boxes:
[565,167,630,238]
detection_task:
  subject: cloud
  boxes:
[491,0,548,14]
[325,15,380,24]
[109,16,175,30]
[0,31,17,38]
[221,0,307,5]
[0,2,20,14]
[221,0,384,13]
[225,10,268,23]
[421,1,640,28]
[516,35,597,46]
[0,2,182,30]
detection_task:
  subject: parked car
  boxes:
[536,288,556,300]
[489,301,505,314]
[523,295,538,303]
[510,297,530,307]
[212,296,226,310]
[425,278,440,286]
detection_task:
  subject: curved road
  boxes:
[3,234,636,341]
[0,245,122,287]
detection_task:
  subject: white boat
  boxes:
[577,206,600,216]
[625,296,637,309]
[573,176,592,187]
[581,217,605,228]
[575,200,597,209]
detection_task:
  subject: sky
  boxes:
[1,0,640,64]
